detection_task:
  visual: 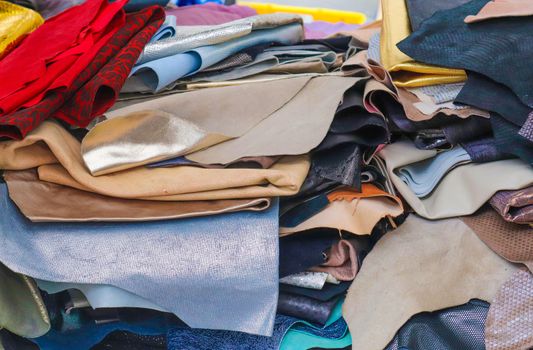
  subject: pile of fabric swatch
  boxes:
[0,0,531,349]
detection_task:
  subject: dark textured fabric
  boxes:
[123,0,168,12]
[301,36,351,54]
[0,6,165,139]
[405,0,472,31]
[462,137,514,163]
[280,193,330,228]
[384,299,489,350]
[279,229,339,278]
[277,292,339,326]
[0,330,39,350]
[32,292,183,350]
[279,282,351,302]
[398,0,533,109]
[91,331,166,350]
[167,313,348,350]
[455,72,533,164]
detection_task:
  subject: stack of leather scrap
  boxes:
[0,0,531,349]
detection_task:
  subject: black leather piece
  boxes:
[279,229,339,278]
[405,0,471,31]
[92,331,167,350]
[279,282,351,302]
[277,292,340,326]
[0,330,39,350]
[399,0,533,108]
[384,299,489,350]
[301,36,352,54]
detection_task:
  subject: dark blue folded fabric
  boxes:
[32,292,183,350]
[124,0,169,12]
[490,113,533,165]
[92,331,166,350]
[279,229,339,278]
[277,292,340,326]
[405,0,472,32]
[280,194,330,228]
[384,299,489,350]
[167,313,348,350]
[462,137,514,163]
[398,0,533,109]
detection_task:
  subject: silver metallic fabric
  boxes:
[136,13,303,65]
[280,272,329,290]
[0,182,280,336]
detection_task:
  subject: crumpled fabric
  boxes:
[464,0,533,23]
[0,181,280,336]
[0,1,43,59]
[485,269,533,350]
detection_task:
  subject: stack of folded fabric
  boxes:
[0,0,531,349]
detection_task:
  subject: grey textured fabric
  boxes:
[0,182,280,336]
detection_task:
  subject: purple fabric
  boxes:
[304,21,360,39]
[165,3,256,25]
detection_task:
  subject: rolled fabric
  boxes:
[0,182,280,336]
[343,214,518,350]
[278,292,339,326]
[490,187,533,225]
[0,1,43,59]
[397,146,472,198]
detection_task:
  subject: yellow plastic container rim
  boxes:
[238,1,366,24]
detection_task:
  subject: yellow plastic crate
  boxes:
[238,1,366,24]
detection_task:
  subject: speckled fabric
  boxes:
[485,269,533,350]
[490,187,533,225]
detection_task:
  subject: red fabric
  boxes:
[0,0,127,115]
[0,6,165,139]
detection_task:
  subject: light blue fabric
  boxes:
[36,280,168,312]
[150,15,177,42]
[130,23,303,92]
[0,183,279,336]
[397,146,472,198]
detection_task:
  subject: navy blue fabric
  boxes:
[167,313,348,350]
[280,194,330,228]
[32,292,183,350]
[462,137,514,163]
[279,282,351,302]
[277,292,339,326]
[490,113,533,165]
[124,0,169,12]
[279,229,339,278]
[385,299,489,350]
[398,0,533,108]
[92,331,166,350]
[405,0,471,32]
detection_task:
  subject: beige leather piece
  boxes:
[0,121,310,201]
[465,0,533,23]
[378,140,533,219]
[3,169,272,222]
[186,76,358,165]
[279,196,403,236]
[343,215,518,350]
[380,0,466,87]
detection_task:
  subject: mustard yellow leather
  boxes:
[380,0,466,87]
[0,1,43,59]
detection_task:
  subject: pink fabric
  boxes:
[464,0,533,23]
[304,21,360,39]
[165,3,256,25]
[310,240,359,281]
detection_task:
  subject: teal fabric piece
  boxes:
[280,301,351,350]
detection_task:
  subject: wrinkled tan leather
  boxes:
[0,121,310,201]
[378,140,533,219]
[4,169,272,222]
[343,214,518,350]
[485,268,533,350]
[380,0,466,87]
[0,263,50,338]
[465,0,533,23]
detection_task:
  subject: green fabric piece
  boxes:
[0,263,50,338]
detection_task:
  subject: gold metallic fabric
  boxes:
[0,1,43,59]
[380,0,466,87]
